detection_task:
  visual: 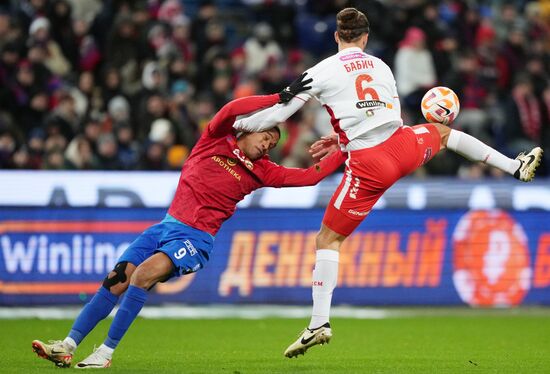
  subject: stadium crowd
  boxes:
[0,0,548,177]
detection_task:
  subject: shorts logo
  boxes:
[312,281,324,286]
[174,239,197,260]
[183,263,202,275]
[422,147,432,165]
[348,209,368,216]
[349,177,360,199]
[183,239,197,256]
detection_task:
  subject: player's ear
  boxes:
[334,31,339,44]
[363,33,369,47]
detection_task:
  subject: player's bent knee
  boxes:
[103,262,133,295]
[130,253,174,290]
[130,266,156,290]
[433,123,450,148]
[316,225,346,250]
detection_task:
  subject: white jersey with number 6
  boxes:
[234,47,403,150]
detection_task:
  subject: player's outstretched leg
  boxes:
[284,322,332,358]
[438,125,543,182]
[514,147,543,182]
[32,339,73,368]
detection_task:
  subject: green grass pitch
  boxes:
[3,312,549,373]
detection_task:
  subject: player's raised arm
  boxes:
[207,94,280,137]
[262,147,346,188]
[233,72,313,132]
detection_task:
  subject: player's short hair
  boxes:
[269,125,281,139]
[237,125,281,141]
[336,7,369,43]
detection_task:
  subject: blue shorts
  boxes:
[117,214,215,278]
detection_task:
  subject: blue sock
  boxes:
[68,286,119,345]
[104,285,148,349]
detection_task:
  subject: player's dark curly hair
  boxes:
[237,125,280,141]
[270,125,281,139]
[336,8,369,43]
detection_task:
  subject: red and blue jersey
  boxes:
[168,94,346,236]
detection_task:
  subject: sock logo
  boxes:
[312,281,324,286]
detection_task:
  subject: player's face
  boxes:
[239,129,280,160]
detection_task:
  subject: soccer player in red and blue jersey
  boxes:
[32,75,346,369]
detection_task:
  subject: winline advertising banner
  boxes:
[0,208,549,306]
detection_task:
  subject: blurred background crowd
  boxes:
[0,0,548,177]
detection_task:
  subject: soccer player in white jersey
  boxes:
[233,7,543,358]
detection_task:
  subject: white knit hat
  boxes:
[29,17,50,35]
[149,119,172,142]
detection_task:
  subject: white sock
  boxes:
[447,129,520,175]
[63,337,77,353]
[309,249,339,329]
[97,344,114,359]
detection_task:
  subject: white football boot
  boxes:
[514,147,543,182]
[284,322,332,358]
[32,339,73,368]
[75,347,112,369]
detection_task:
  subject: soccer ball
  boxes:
[420,86,460,125]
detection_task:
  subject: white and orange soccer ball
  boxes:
[421,86,460,125]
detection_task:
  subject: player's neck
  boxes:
[338,42,364,52]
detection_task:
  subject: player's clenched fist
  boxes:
[278,72,313,103]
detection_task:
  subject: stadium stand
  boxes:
[0,0,548,176]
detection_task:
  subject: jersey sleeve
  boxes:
[233,67,323,132]
[232,99,306,132]
[207,94,280,137]
[261,150,346,188]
